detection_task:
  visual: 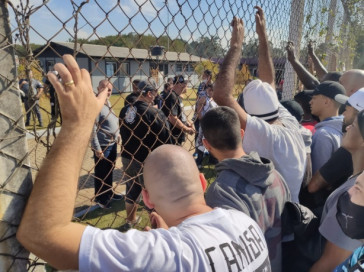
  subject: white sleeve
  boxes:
[243,115,275,155]
[79,226,179,272]
[278,103,299,127]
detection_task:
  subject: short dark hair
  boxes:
[322,72,342,82]
[133,79,141,85]
[204,69,212,77]
[201,106,242,150]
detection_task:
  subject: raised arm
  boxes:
[16,55,108,270]
[255,6,275,88]
[308,40,328,81]
[213,17,248,129]
[286,41,320,89]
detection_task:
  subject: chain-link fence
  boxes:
[0,0,362,270]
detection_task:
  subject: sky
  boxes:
[7,0,338,51]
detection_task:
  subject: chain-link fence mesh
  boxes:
[0,0,362,270]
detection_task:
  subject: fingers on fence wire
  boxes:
[62,54,82,85]
[254,6,266,35]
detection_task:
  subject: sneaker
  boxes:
[111,193,124,200]
[95,198,111,209]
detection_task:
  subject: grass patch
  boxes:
[75,161,217,231]
[75,199,151,231]
[27,83,243,129]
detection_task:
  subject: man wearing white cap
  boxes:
[212,6,306,203]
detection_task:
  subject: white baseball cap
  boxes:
[335,88,364,112]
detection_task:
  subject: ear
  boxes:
[199,173,207,192]
[240,128,245,140]
[142,189,155,209]
[202,138,211,151]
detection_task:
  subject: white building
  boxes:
[34,42,204,93]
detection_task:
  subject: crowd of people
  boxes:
[16,6,364,272]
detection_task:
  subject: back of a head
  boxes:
[294,91,312,115]
[321,72,342,82]
[243,79,279,122]
[143,145,204,211]
[341,69,364,95]
[281,100,304,123]
[201,106,242,151]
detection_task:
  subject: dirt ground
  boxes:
[26,109,196,213]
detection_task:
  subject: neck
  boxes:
[319,110,338,122]
[214,147,246,162]
[163,203,213,227]
[351,148,364,176]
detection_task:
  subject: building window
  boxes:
[46,60,55,72]
[176,63,183,73]
[158,64,168,75]
[106,61,117,77]
[105,61,129,77]
[119,62,130,77]
[186,64,194,72]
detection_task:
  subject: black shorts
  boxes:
[122,157,144,204]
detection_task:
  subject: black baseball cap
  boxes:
[173,75,189,84]
[311,81,346,99]
[138,80,157,93]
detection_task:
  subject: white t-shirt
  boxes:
[243,112,306,203]
[79,208,271,272]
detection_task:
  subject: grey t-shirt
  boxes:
[319,175,362,251]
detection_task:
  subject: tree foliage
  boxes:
[187,36,225,58]
[194,60,220,80]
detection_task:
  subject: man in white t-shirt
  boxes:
[212,6,308,203]
[16,54,271,272]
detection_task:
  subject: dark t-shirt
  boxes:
[319,147,353,189]
[19,79,30,95]
[161,91,185,144]
[125,93,139,105]
[119,101,171,162]
[44,78,56,102]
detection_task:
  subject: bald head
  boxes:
[144,145,205,215]
[340,69,364,96]
[97,79,112,97]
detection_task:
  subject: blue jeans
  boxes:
[94,143,117,202]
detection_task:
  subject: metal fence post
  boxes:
[0,2,32,271]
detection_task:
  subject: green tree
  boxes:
[194,60,219,81]
[187,36,225,58]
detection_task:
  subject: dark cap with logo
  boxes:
[311,81,346,99]
[173,75,189,84]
